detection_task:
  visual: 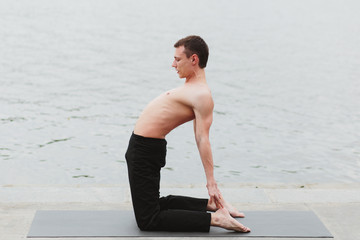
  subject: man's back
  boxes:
[134,82,213,139]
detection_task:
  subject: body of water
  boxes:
[1,0,359,185]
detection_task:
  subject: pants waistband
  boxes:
[131,132,167,144]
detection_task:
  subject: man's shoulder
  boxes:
[173,82,213,110]
[190,84,213,110]
[183,82,211,95]
[194,83,212,100]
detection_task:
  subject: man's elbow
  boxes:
[195,134,209,145]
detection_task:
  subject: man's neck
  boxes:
[185,68,206,84]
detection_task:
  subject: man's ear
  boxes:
[191,54,199,66]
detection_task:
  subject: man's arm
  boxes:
[193,92,224,207]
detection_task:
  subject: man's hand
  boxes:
[207,182,246,218]
[207,182,224,209]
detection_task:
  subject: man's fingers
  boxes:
[214,196,224,209]
[215,200,221,209]
[209,197,214,205]
[208,186,224,209]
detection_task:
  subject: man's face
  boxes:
[172,46,192,79]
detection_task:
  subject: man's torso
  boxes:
[133,83,212,139]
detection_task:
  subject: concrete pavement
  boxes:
[1,183,359,240]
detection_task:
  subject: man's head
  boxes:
[173,35,209,69]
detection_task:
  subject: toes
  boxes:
[244,227,251,232]
[239,225,251,232]
[230,211,245,218]
[235,212,245,218]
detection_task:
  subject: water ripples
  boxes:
[1,0,359,184]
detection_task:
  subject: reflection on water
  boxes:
[1,0,359,185]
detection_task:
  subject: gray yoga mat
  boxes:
[27,210,333,238]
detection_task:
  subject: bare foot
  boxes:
[211,208,251,232]
[207,199,245,218]
[224,201,245,218]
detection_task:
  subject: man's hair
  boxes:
[174,35,209,69]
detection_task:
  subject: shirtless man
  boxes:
[125,35,250,232]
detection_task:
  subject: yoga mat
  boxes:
[27,210,333,238]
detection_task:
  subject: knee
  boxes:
[135,214,157,231]
[137,220,155,231]
[137,222,147,231]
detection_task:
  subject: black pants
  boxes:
[125,133,211,232]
